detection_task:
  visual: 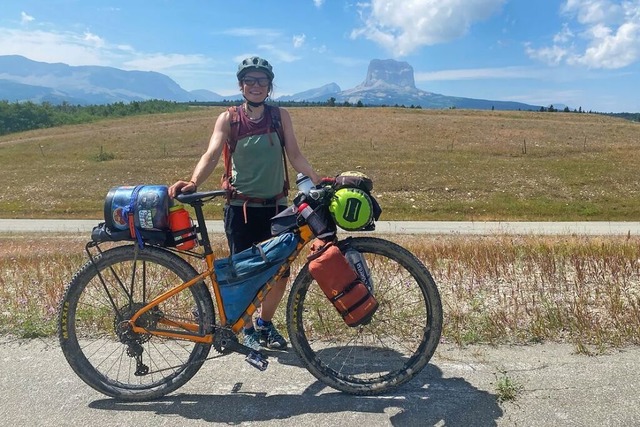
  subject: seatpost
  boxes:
[191,200,213,255]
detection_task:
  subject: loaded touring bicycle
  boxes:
[58,172,443,400]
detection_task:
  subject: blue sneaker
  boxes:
[242,327,261,351]
[256,319,288,350]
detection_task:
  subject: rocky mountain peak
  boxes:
[363,59,416,89]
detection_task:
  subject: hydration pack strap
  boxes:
[122,185,144,248]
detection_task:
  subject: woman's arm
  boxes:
[169,110,230,197]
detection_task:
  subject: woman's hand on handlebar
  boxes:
[169,180,197,198]
[319,176,336,186]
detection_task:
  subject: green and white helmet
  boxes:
[237,56,274,81]
[329,187,374,231]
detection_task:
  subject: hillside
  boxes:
[0,107,639,221]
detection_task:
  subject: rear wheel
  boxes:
[287,237,442,395]
[58,245,214,401]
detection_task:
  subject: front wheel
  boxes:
[287,237,443,395]
[58,244,215,401]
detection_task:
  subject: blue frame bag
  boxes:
[215,232,299,323]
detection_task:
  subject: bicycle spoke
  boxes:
[288,237,442,394]
[59,245,214,400]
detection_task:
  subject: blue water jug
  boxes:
[104,185,170,231]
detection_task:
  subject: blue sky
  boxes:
[1,0,639,112]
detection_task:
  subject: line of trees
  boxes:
[0,99,189,136]
[186,98,423,109]
[1,98,638,137]
[539,104,640,121]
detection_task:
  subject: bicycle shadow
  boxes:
[89,349,503,426]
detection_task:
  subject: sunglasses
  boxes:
[242,77,271,87]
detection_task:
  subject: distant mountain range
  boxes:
[0,55,546,110]
[0,55,226,104]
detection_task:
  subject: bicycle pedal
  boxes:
[245,351,269,371]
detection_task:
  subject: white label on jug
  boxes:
[139,210,153,229]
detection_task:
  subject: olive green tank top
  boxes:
[229,111,286,207]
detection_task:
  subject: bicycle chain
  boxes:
[119,316,235,376]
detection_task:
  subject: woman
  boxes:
[169,56,320,351]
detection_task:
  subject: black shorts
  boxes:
[223,204,290,277]
[223,204,287,252]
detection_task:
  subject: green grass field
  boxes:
[1,107,639,220]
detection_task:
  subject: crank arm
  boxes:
[223,338,266,358]
[222,339,269,371]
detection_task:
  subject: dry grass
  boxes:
[1,107,640,220]
[2,232,640,352]
[396,233,640,352]
[0,235,87,337]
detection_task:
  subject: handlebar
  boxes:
[175,189,227,205]
[174,185,335,209]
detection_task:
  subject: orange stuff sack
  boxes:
[307,240,378,327]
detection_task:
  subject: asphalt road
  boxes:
[3,219,640,235]
[1,337,638,426]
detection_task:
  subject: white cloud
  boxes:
[527,0,640,69]
[124,53,209,71]
[351,0,506,56]
[313,44,328,54]
[553,23,574,44]
[224,27,299,63]
[313,0,325,7]
[222,27,282,40]
[573,20,640,68]
[525,43,569,67]
[233,48,299,66]
[562,0,626,25]
[0,27,210,73]
[293,34,306,48]
[83,32,106,48]
[0,28,112,65]
[256,44,300,62]
[21,12,34,25]
[416,66,546,81]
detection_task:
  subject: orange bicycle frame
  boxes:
[128,224,316,343]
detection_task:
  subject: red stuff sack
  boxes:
[307,240,378,327]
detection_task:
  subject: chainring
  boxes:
[213,327,238,355]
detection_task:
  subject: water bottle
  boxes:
[168,204,197,250]
[296,173,314,195]
[345,248,374,292]
[297,202,330,237]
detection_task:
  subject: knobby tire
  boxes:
[286,236,443,395]
[58,244,215,401]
